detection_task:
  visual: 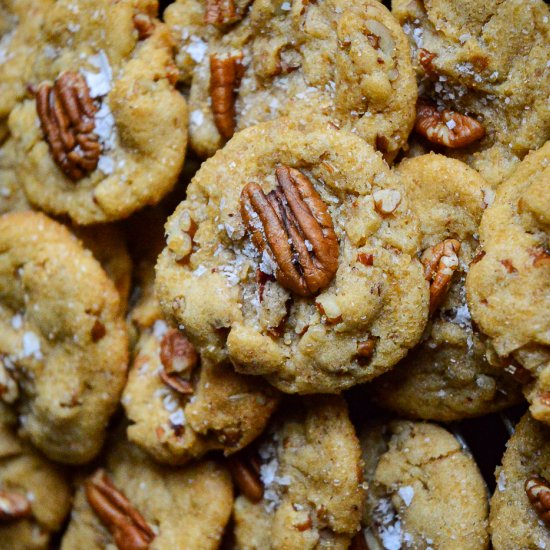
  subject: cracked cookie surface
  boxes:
[155,117,428,394]
[0,211,128,463]
[466,142,550,424]
[7,0,187,224]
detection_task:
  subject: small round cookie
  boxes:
[177,0,416,161]
[0,211,128,463]
[0,404,71,550]
[490,413,550,550]
[61,435,233,550]
[123,301,279,465]
[392,0,550,186]
[7,0,187,225]
[358,419,489,549]
[0,138,31,215]
[466,142,550,424]
[231,396,365,550]
[369,154,523,421]
[156,117,429,394]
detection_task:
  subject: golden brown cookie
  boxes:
[0,138,31,215]
[156,117,429,394]
[466,142,550,424]
[0,211,128,463]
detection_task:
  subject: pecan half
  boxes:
[228,454,264,503]
[36,71,100,181]
[210,53,245,140]
[415,100,485,148]
[240,166,339,297]
[0,490,31,522]
[159,329,197,395]
[421,239,461,315]
[205,0,239,26]
[85,469,155,550]
[525,475,550,525]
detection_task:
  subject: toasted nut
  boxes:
[421,239,461,315]
[228,454,264,503]
[85,469,155,550]
[525,475,550,525]
[240,166,339,297]
[315,295,342,324]
[204,0,240,26]
[357,253,374,267]
[418,48,438,76]
[159,329,197,395]
[415,100,485,148]
[530,246,550,267]
[133,13,155,40]
[373,189,401,215]
[357,338,376,358]
[210,53,245,139]
[0,490,31,522]
[91,319,106,342]
[36,71,100,181]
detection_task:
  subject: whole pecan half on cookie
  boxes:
[0,490,31,522]
[525,475,550,525]
[36,71,100,181]
[85,469,155,550]
[240,166,339,297]
[159,328,197,395]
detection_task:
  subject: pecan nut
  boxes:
[133,13,155,40]
[36,71,100,181]
[421,239,461,315]
[415,100,485,148]
[0,490,31,522]
[210,52,245,140]
[417,48,438,76]
[228,454,264,503]
[85,469,155,550]
[525,475,550,525]
[158,329,197,395]
[240,166,339,297]
[205,0,240,26]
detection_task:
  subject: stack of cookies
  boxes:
[0,0,549,548]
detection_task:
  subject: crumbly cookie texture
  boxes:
[466,142,550,424]
[123,297,279,465]
[176,0,416,161]
[7,0,187,225]
[490,414,550,550]
[359,420,489,550]
[0,138,31,215]
[155,117,428,394]
[232,396,365,550]
[0,212,128,463]
[0,404,71,550]
[393,0,550,186]
[61,435,233,550]
[370,154,522,421]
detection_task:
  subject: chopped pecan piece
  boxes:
[415,100,485,148]
[357,338,376,358]
[36,71,100,181]
[240,166,339,297]
[85,469,155,550]
[0,490,31,522]
[210,53,245,140]
[421,239,461,315]
[373,189,401,215]
[357,253,374,267]
[133,13,155,40]
[228,454,264,503]
[204,0,240,26]
[525,475,550,525]
[159,329,197,395]
[530,246,550,267]
[417,48,438,76]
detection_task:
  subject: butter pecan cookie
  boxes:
[0,138,31,215]
[231,396,365,550]
[61,435,233,550]
[7,0,187,224]
[156,117,429,394]
[357,419,489,549]
[490,413,550,550]
[0,403,71,550]
[393,0,550,186]
[0,211,128,463]
[370,154,523,421]
[173,0,416,161]
[466,142,550,424]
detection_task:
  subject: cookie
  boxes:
[7,0,188,225]
[61,434,233,550]
[0,404,71,550]
[358,419,489,549]
[155,117,429,394]
[369,154,523,421]
[173,0,417,161]
[466,142,550,424]
[0,211,128,463]
[122,296,279,465]
[0,138,31,215]
[231,396,364,549]
[392,0,550,186]
[490,413,550,550]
